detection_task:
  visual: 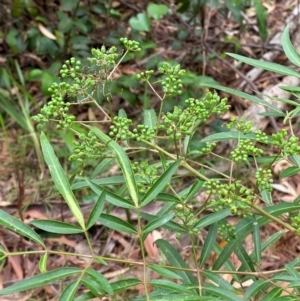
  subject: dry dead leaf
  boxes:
[37,23,56,40]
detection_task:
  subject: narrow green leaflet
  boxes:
[59,280,80,301]
[205,286,243,301]
[199,222,218,267]
[235,244,255,272]
[252,216,261,265]
[279,166,300,178]
[111,278,141,292]
[88,126,139,206]
[243,280,267,301]
[40,132,85,229]
[86,190,106,229]
[194,209,231,229]
[155,239,197,286]
[98,214,137,234]
[86,269,113,295]
[201,131,257,143]
[149,296,216,301]
[148,264,183,280]
[74,292,96,301]
[202,271,234,291]
[0,209,45,247]
[90,158,114,179]
[200,83,284,114]
[227,53,300,78]
[39,253,48,273]
[0,267,81,295]
[81,277,104,296]
[260,287,282,300]
[143,108,157,129]
[142,213,175,241]
[213,238,242,270]
[282,25,300,67]
[253,0,267,41]
[85,180,135,209]
[140,160,181,207]
[31,220,83,234]
[149,279,191,294]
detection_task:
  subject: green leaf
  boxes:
[201,131,257,143]
[61,0,80,11]
[282,26,300,67]
[243,280,268,300]
[227,53,300,78]
[90,158,114,179]
[213,238,242,270]
[185,179,205,202]
[0,267,81,294]
[143,109,157,129]
[155,239,197,286]
[40,132,85,229]
[31,220,83,234]
[86,269,113,295]
[253,0,268,41]
[199,222,218,267]
[59,280,80,301]
[147,3,168,20]
[85,180,135,209]
[0,209,45,247]
[86,190,106,229]
[279,166,300,178]
[149,279,191,294]
[140,160,181,207]
[111,278,141,292]
[88,126,139,207]
[205,286,243,301]
[202,271,234,291]
[252,216,261,265]
[260,287,282,300]
[194,209,231,229]
[81,277,103,296]
[74,292,96,301]
[98,214,137,234]
[200,83,284,114]
[142,213,175,241]
[235,244,255,272]
[148,264,183,280]
[39,253,48,273]
[129,13,151,32]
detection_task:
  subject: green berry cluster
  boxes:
[291,214,300,233]
[160,106,192,140]
[69,132,104,163]
[255,130,269,144]
[174,204,200,235]
[132,161,158,193]
[109,116,133,141]
[185,92,229,122]
[255,168,273,192]
[272,129,300,156]
[32,82,76,130]
[89,46,118,72]
[132,125,156,142]
[60,57,82,79]
[231,139,263,162]
[159,62,185,96]
[227,117,253,134]
[198,142,217,156]
[219,221,237,241]
[120,38,141,52]
[204,179,254,217]
[136,70,154,81]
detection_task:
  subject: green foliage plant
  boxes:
[2,27,300,300]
